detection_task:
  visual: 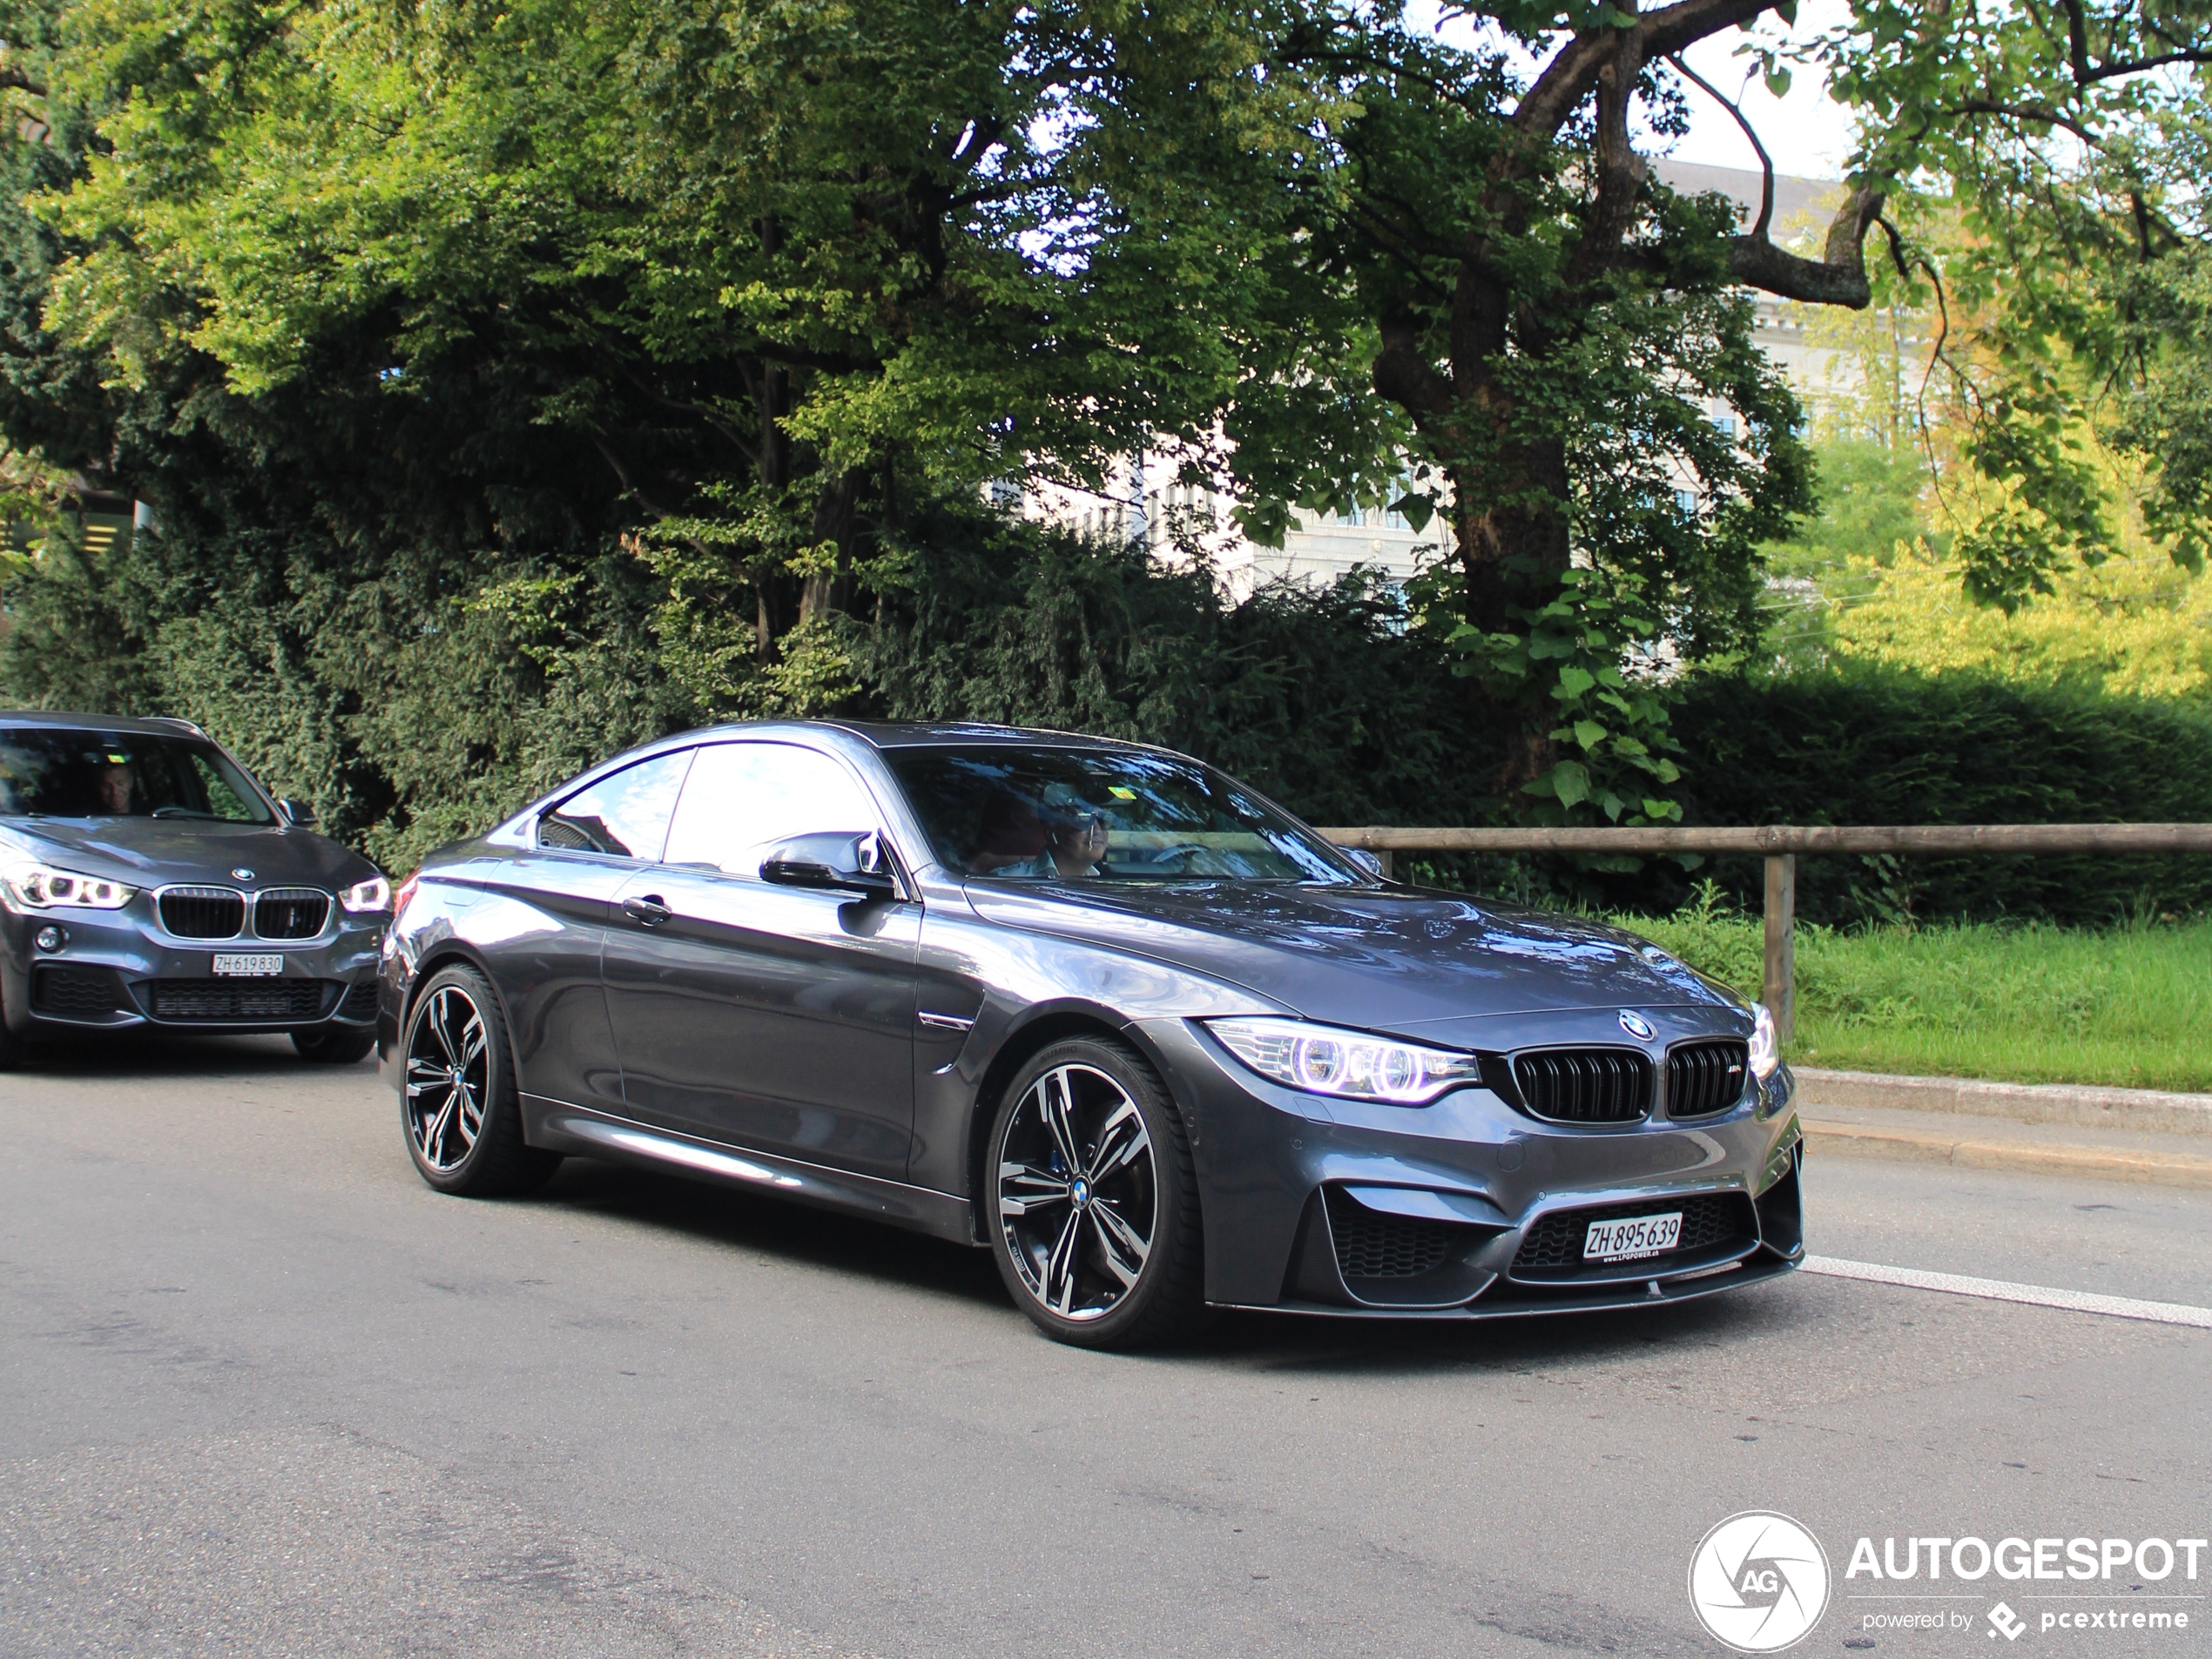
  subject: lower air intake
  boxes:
[142,980,333,1022]
[32,967,120,1018]
[1325,1188,1457,1279]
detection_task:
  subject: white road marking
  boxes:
[1801,1255,2212,1330]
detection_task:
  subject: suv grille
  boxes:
[1512,1193,1754,1275]
[339,978,380,1021]
[1668,1039,1750,1117]
[1511,1048,1653,1124]
[32,966,120,1018]
[1325,1189,1457,1279]
[141,979,333,1022]
[253,888,329,940]
[159,887,246,939]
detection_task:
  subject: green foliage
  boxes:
[1817,0,2212,598]
[1764,437,1936,576]
[1421,563,1682,833]
[1667,670,2212,927]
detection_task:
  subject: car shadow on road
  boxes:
[19,1031,354,1077]
[516,1154,1798,1374]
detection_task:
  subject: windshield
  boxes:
[0,727,274,823]
[883,745,1363,884]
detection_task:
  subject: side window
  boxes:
[538,749,695,859]
[663,744,881,878]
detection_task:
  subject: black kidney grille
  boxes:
[1511,1048,1653,1123]
[1325,1189,1458,1280]
[253,889,330,940]
[144,979,333,1022]
[159,887,246,939]
[1512,1192,1754,1273]
[1668,1039,1750,1117]
[32,966,119,1017]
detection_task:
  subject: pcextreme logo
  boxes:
[1689,1511,1833,1653]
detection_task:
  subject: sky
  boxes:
[1406,0,1861,183]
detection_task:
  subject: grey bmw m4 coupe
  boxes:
[382,720,1804,1349]
[0,711,392,1067]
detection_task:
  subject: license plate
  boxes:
[212,954,284,977]
[1584,1211,1683,1262]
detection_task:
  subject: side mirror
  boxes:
[1345,847,1385,879]
[760,831,898,899]
[275,798,318,828]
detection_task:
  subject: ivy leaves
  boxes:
[1417,562,1684,831]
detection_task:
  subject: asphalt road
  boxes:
[3,1035,2208,1657]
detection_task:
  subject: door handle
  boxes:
[622,894,673,927]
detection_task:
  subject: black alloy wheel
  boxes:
[400,963,560,1196]
[987,1036,1206,1350]
[293,1026,374,1064]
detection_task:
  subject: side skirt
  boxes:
[522,1096,979,1248]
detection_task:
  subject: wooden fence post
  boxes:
[1762,853,1796,1042]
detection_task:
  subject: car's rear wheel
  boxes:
[400,964,560,1197]
[292,1026,374,1064]
[986,1036,1207,1350]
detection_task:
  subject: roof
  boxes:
[827,720,1153,752]
[0,710,206,738]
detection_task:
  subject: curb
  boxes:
[1804,1119,2212,1192]
[1793,1067,2212,1139]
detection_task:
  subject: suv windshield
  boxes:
[883,745,1363,884]
[0,726,274,823]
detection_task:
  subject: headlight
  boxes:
[2,862,135,910]
[1204,1016,1481,1105]
[340,875,392,914]
[1748,1002,1781,1082]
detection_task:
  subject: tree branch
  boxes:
[1726,185,1885,307]
[1512,0,1770,139]
[1665,52,1774,238]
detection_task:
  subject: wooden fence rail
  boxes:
[1313,823,2212,1042]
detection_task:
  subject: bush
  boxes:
[1662,671,2212,926]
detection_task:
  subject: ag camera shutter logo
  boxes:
[1689,1511,1831,1652]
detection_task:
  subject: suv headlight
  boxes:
[1204,1016,1480,1105]
[340,875,392,914]
[1748,1002,1781,1082]
[3,862,136,910]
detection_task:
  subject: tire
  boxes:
[399,963,561,1197]
[985,1035,1208,1351]
[0,983,27,1071]
[292,1026,375,1065]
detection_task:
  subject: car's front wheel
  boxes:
[986,1036,1207,1350]
[400,964,560,1197]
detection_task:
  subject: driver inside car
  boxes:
[94,759,137,816]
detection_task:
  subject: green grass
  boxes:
[1615,892,2212,1094]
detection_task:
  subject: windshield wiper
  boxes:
[151,806,218,819]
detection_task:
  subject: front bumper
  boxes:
[1134,1016,1804,1317]
[0,903,386,1039]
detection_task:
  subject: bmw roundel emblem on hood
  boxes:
[1618,1009,1655,1040]
[232,867,255,882]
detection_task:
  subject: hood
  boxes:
[962,880,1738,1028]
[0,817,377,890]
